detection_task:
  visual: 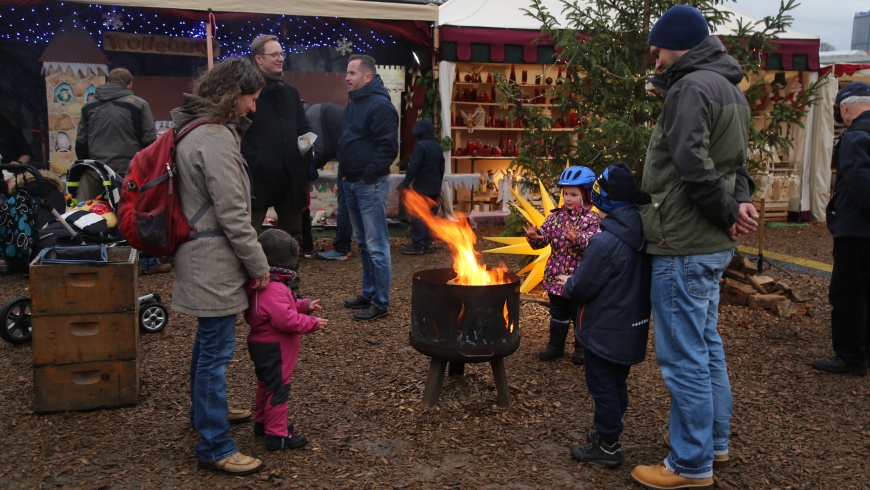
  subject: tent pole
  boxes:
[206,9,214,70]
[757,198,766,273]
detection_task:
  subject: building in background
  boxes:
[851,11,870,51]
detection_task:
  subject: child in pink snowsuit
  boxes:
[246,229,328,451]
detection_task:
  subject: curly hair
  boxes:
[191,57,265,125]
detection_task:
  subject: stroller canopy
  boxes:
[66,160,121,211]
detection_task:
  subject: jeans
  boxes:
[830,237,870,368]
[651,250,733,479]
[409,195,440,248]
[343,176,391,311]
[331,180,353,255]
[585,350,630,445]
[190,314,238,463]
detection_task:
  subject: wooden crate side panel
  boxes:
[33,359,139,413]
[29,254,138,316]
[32,312,138,365]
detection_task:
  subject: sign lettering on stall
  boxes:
[102,32,219,58]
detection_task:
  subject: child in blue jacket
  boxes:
[559,162,651,468]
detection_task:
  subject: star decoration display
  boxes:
[102,11,124,30]
[483,180,563,294]
[336,37,354,56]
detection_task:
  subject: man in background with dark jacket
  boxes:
[242,34,312,241]
[398,118,444,255]
[75,67,156,175]
[338,54,398,322]
[812,81,870,377]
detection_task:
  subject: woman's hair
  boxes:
[191,57,265,124]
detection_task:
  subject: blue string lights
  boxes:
[0,3,397,58]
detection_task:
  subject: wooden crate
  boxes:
[32,311,137,365]
[29,247,138,316]
[33,359,139,413]
[752,197,788,223]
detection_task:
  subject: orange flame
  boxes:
[402,190,510,286]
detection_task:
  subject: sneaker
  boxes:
[631,464,712,489]
[353,305,389,321]
[264,433,308,451]
[570,431,623,468]
[538,345,565,361]
[401,246,426,255]
[0,258,8,275]
[142,262,172,275]
[254,421,294,437]
[303,249,317,259]
[663,431,730,468]
[316,247,351,261]
[198,452,263,476]
[811,357,868,376]
[227,408,251,424]
[344,295,371,309]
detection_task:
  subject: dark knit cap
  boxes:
[836,81,870,106]
[258,228,300,270]
[591,162,636,213]
[648,5,709,50]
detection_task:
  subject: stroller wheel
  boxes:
[139,302,168,333]
[0,297,33,345]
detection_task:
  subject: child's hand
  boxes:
[565,225,578,243]
[316,318,329,328]
[308,299,323,312]
[556,274,570,285]
[523,223,541,239]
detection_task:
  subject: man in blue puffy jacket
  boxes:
[338,54,399,322]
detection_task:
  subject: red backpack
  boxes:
[117,117,224,257]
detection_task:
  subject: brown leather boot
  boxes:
[198,452,263,476]
[631,464,713,489]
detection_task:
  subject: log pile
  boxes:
[720,256,810,317]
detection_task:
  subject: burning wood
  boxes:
[402,190,509,286]
[720,256,809,317]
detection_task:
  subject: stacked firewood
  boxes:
[720,256,810,317]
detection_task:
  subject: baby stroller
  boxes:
[0,163,168,345]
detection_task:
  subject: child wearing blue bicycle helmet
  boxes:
[523,165,601,363]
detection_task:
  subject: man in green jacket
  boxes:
[631,5,758,490]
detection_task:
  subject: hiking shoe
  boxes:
[303,249,317,259]
[538,345,565,361]
[344,295,371,309]
[316,247,351,261]
[353,305,389,321]
[227,408,251,424]
[264,433,308,451]
[811,357,868,376]
[142,262,172,275]
[570,431,623,468]
[631,464,712,489]
[401,246,426,255]
[198,452,263,476]
[254,421,294,437]
[663,431,730,469]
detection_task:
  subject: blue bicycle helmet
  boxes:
[557,166,596,189]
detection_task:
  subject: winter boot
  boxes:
[539,319,570,361]
[572,340,585,365]
[571,430,623,468]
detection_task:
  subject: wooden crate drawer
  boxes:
[33,359,139,413]
[29,247,138,316]
[32,311,138,365]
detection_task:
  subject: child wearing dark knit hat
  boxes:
[245,229,328,451]
[558,162,651,469]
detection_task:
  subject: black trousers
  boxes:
[584,350,631,445]
[830,236,870,368]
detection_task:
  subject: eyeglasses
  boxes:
[263,52,285,59]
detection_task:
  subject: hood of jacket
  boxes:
[652,36,744,96]
[349,75,391,105]
[94,82,133,101]
[171,94,251,137]
[412,118,435,140]
[600,206,645,253]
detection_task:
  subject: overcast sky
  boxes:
[731,0,868,51]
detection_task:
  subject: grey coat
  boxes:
[170,95,269,317]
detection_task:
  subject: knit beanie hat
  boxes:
[258,228,300,270]
[591,162,637,213]
[648,5,709,50]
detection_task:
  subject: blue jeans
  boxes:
[332,180,353,255]
[190,314,238,463]
[651,251,733,479]
[343,176,391,311]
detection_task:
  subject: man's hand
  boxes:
[728,202,759,241]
